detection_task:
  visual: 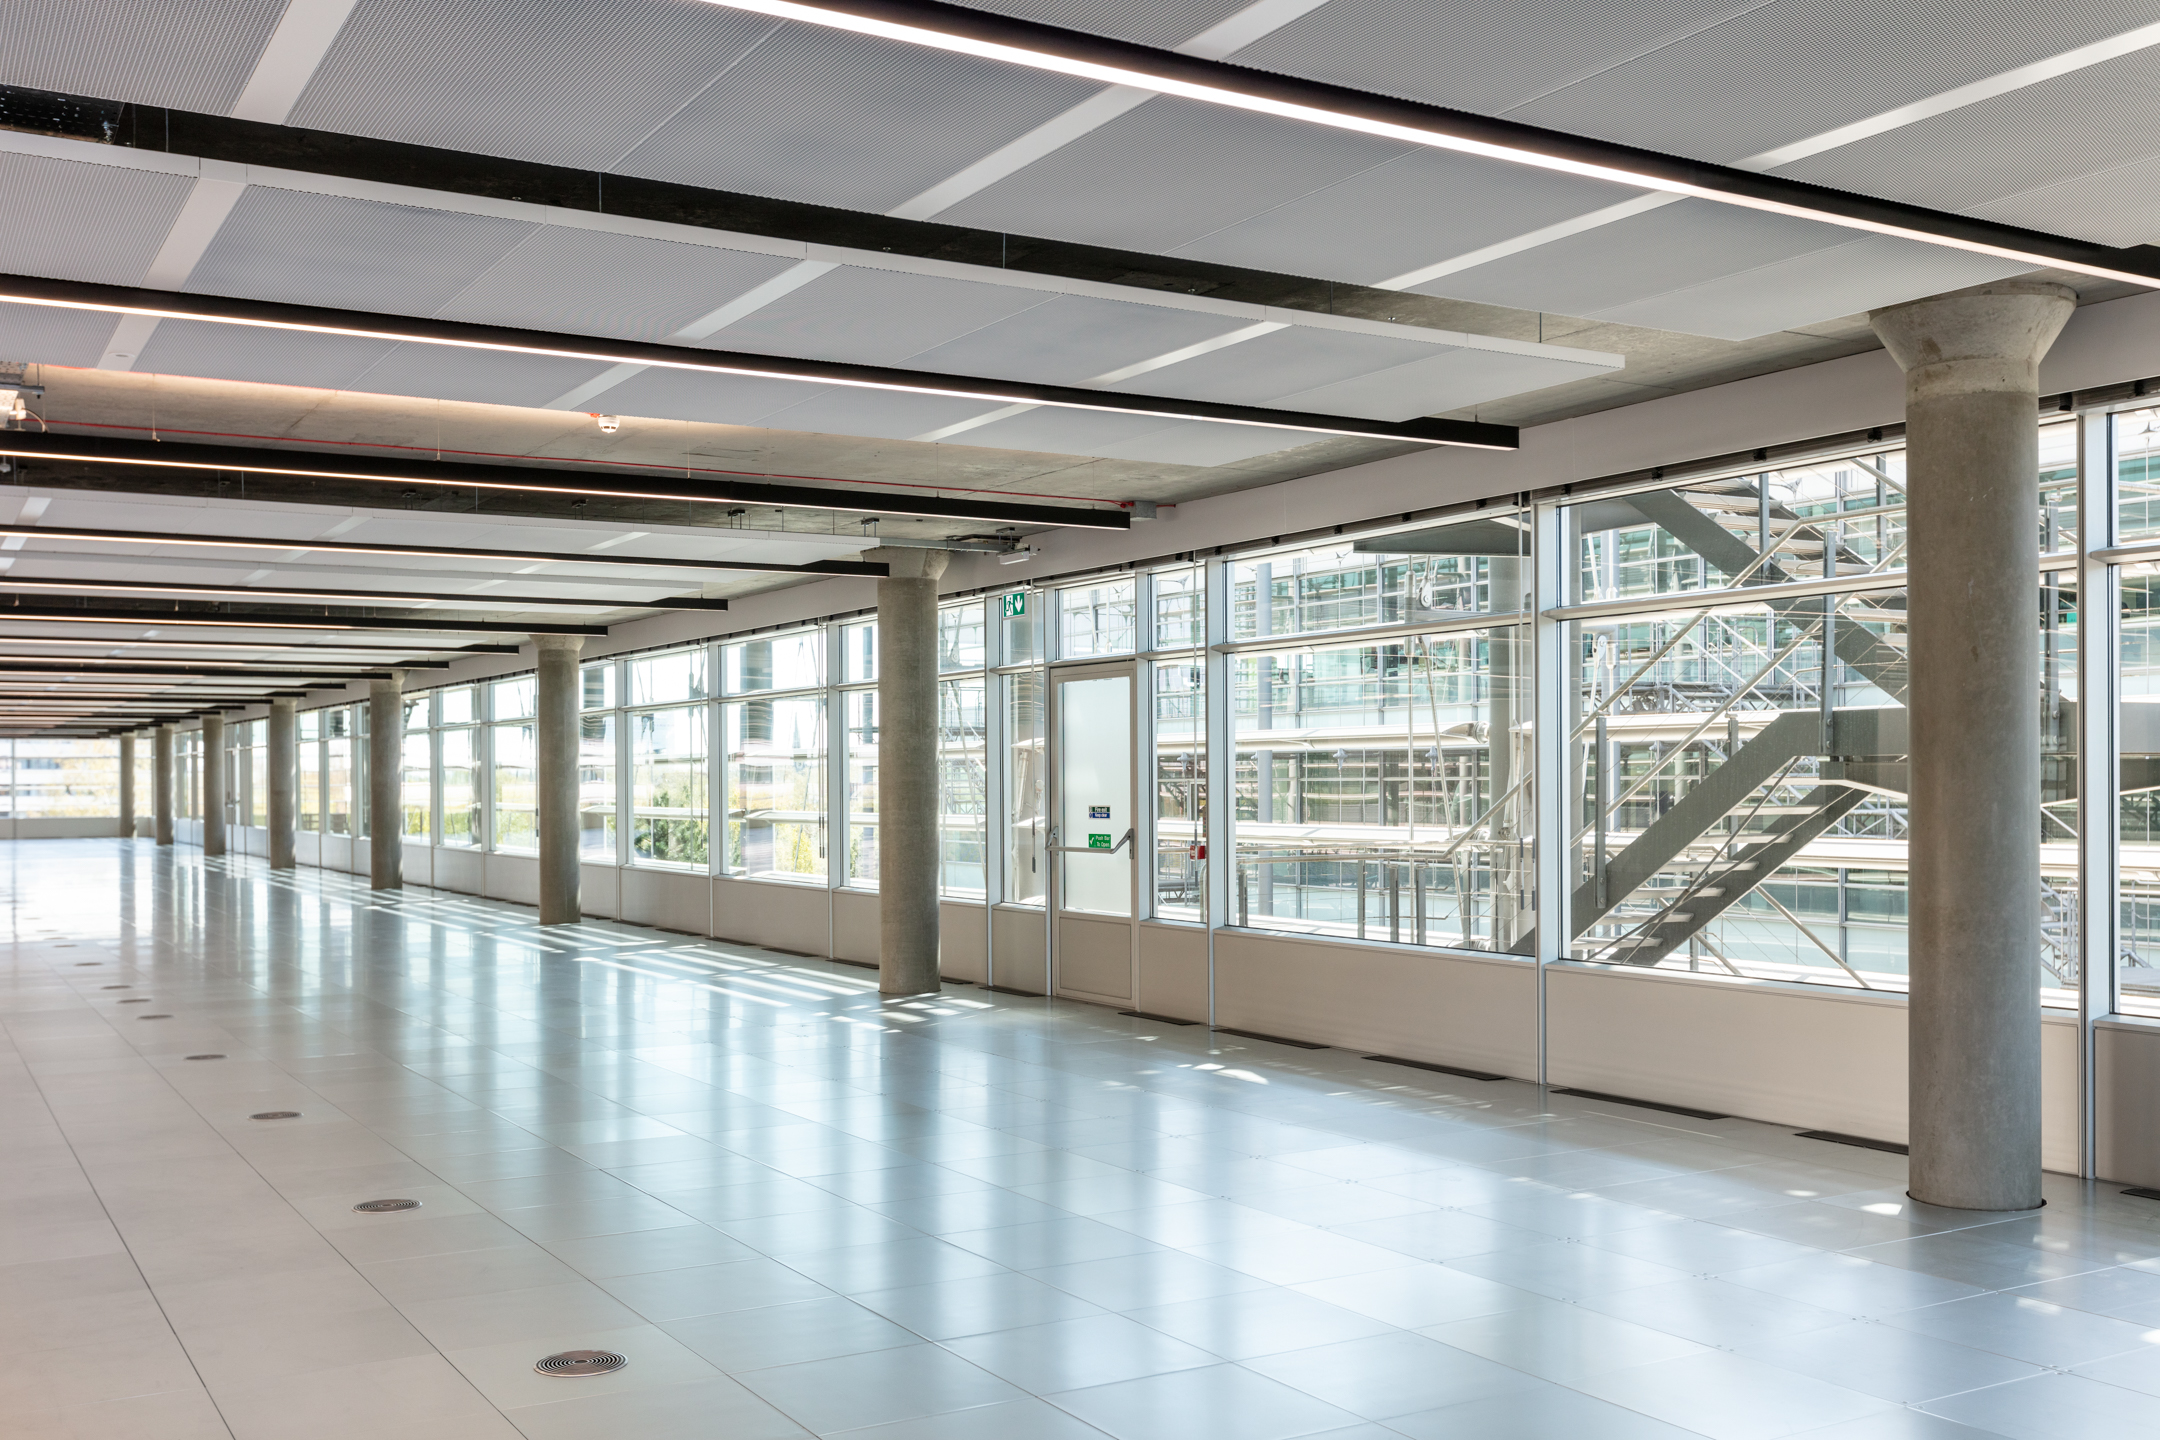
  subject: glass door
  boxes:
[1051,663,1137,1001]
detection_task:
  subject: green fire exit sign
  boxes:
[1001,593,1026,617]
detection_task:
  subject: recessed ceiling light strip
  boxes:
[694,0,2160,289]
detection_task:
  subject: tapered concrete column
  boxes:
[369,675,403,890]
[865,547,951,995]
[1872,280,2076,1211]
[535,636,583,925]
[202,713,226,857]
[268,698,297,870]
[153,724,174,846]
[118,733,135,838]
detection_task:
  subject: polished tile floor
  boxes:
[9,841,2160,1439]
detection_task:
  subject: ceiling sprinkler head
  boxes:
[593,414,620,434]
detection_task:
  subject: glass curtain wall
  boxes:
[1559,426,2080,1001]
[490,678,536,853]
[439,686,480,848]
[297,711,321,833]
[401,694,432,839]
[0,738,121,815]
[630,650,709,868]
[580,662,617,859]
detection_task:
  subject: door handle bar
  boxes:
[1049,827,1135,855]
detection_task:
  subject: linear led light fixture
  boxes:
[0,633,522,655]
[0,275,1515,465]
[701,0,2160,289]
[0,523,889,579]
[0,603,603,636]
[0,650,449,670]
[0,575,726,612]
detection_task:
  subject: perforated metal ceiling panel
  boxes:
[1092,417,1322,466]
[131,319,399,392]
[909,295,1251,385]
[291,0,780,171]
[615,23,1103,214]
[1774,43,2160,247]
[751,387,1011,443]
[709,268,1054,367]
[953,0,1258,48]
[959,404,1209,456]
[0,301,122,370]
[1167,145,1639,286]
[1592,234,2033,340]
[0,153,195,288]
[438,229,801,342]
[593,366,831,428]
[1278,345,1615,419]
[1226,0,1765,118]
[0,0,288,114]
[187,188,538,317]
[1410,199,1850,332]
[1107,324,1442,408]
[345,344,616,412]
[1507,0,2160,166]
[937,94,1411,253]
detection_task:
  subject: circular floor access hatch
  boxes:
[534,1351,627,1378]
[352,1198,422,1214]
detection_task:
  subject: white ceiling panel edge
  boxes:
[0,127,1618,372]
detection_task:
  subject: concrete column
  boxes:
[153,724,174,846]
[536,636,583,925]
[268,698,297,870]
[866,547,951,995]
[1871,280,2076,1211]
[369,675,403,890]
[118,732,135,838]
[202,713,226,857]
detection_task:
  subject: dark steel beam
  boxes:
[0,277,1510,462]
[0,572,725,612]
[0,601,605,635]
[0,521,889,578]
[702,0,2160,287]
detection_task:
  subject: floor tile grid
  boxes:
[10,844,2160,1438]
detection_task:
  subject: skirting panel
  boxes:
[620,866,708,935]
[940,900,986,982]
[990,905,1048,994]
[713,876,827,955]
[1212,929,1536,1077]
[1136,922,1207,1022]
[832,887,878,965]
[580,862,619,920]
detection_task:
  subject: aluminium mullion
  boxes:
[1530,500,1572,1089]
[1203,554,1232,1029]
[2077,408,2122,1180]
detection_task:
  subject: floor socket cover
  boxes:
[250,1111,301,1120]
[185,1054,225,1061]
[139,1014,171,1019]
[535,1351,627,1377]
[353,1198,422,1213]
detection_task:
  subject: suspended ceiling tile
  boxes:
[1507,0,2160,165]
[1409,198,1844,320]
[938,95,1410,253]
[615,23,1103,214]
[289,0,783,171]
[595,366,823,428]
[950,0,1259,48]
[907,294,1250,386]
[1168,146,1642,286]
[1107,324,1443,408]
[1090,419,1321,467]
[0,153,196,288]
[749,387,1013,444]
[1273,345,1616,420]
[709,267,1055,368]
[0,0,289,113]
[0,300,126,369]
[131,317,399,391]
[345,342,617,411]
[1226,0,1767,120]
[1771,42,2160,246]
[438,228,802,343]
[957,404,1195,457]
[1588,234,2034,341]
[185,186,539,316]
